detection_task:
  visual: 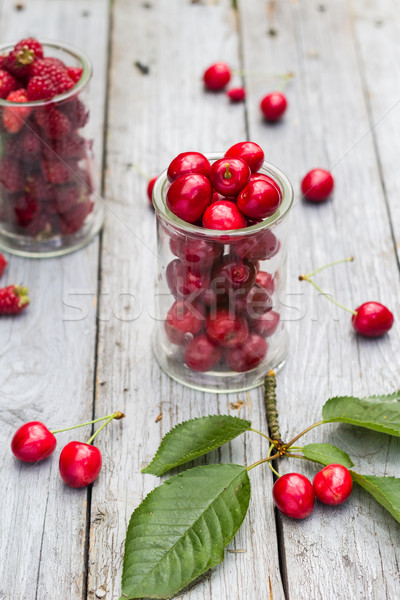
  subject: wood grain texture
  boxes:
[239,0,400,598]
[0,1,108,598]
[87,1,284,599]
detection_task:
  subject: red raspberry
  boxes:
[35,107,71,139]
[0,158,24,192]
[3,46,36,78]
[61,99,89,129]
[20,128,42,162]
[2,89,31,133]
[0,69,18,99]
[58,199,93,234]
[0,253,7,277]
[42,159,76,185]
[31,57,66,77]
[53,184,88,214]
[30,57,74,94]
[13,194,40,226]
[67,67,83,83]
[0,284,29,314]
[43,133,88,161]
[26,211,52,236]
[14,38,44,59]
[27,75,57,101]
[52,71,75,94]
[24,173,54,202]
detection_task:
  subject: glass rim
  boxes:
[152,152,294,238]
[0,40,92,108]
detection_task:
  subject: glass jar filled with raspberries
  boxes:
[0,38,104,256]
[152,143,293,392]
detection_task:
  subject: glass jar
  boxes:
[152,154,293,393]
[0,41,104,257]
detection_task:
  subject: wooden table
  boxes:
[1,1,399,598]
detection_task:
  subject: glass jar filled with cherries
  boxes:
[152,142,293,393]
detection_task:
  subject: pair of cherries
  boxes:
[165,142,282,229]
[273,463,353,519]
[10,411,124,488]
[203,62,288,122]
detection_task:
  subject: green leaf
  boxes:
[120,464,251,600]
[142,415,251,476]
[322,393,400,437]
[302,443,354,468]
[351,472,400,524]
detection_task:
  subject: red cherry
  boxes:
[251,310,280,337]
[227,87,246,102]
[301,168,334,202]
[165,300,205,345]
[176,238,222,272]
[234,284,272,319]
[59,441,102,488]
[352,302,394,337]
[255,271,275,294]
[147,176,157,206]
[166,173,211,223]
[210,158,251,196]
[313,464,353,506]
[167,152,210,182]
[260,92,287,122]
[206,308,248,348]
[273,473,315,519]
[184,333,222,372]
[202,201,247,230]
[225,334,267,372]
[212,256,257,293]
[174,262,211,300]
[225,141,264,173]
[237,177,282,219]
[203,62,231,91]
[233,229,280,260]
[211,191,236,204]
[11,421,57,463]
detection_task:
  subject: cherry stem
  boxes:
[232,69,294,80]
[87,411,125,445]
[299,275,357,316]
[132,163,150,180]
[285,420,325,449]
[303,256,354,278]
[277,72,295,91]
[247,453,280,472]
[51,411,124,435]
[267,443,280,478]
[224,163,232,180]
[249,428,275,444]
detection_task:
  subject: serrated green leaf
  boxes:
[322,393,400,437]
[302,443,354,468]
[142,415,251,476]
[120,464,251,600]
[351,472,400,523]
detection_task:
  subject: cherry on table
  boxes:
[166,173,211,223]
[167,152,210,182]
[59,441,102,488]
[203,62,231,91]
[147,176,157,206]
[301,168,334,202]
[260,92,288,122]
[11,421,57,463]
[227,87,246,102]
[237,175,282,219]
[206,307,249,348]
[225,141,264,173]
[273,473,315,519]
[210,158,251,196]
[184,333,222,372]
[165,300,205,345]
[313,464,353,505]
[352,301,394,337]
[225,333,268,372]
[202,201,247,230]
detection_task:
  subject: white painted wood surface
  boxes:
[0,1,399,599]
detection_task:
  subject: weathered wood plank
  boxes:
[88,1,284,599]
[239,1,400,599]
[0,1,108,598]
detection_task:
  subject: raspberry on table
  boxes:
[0,69,18,99]
[35,107,71,139]
[0,284,29,314]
